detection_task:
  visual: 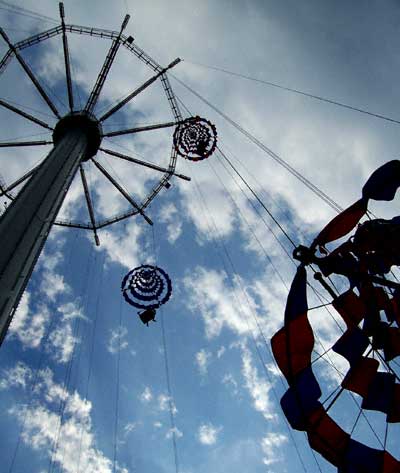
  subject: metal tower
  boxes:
[0,3,191,345]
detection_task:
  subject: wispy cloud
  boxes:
[195,349,212,376]
[260,433,288,466]
[3,363,127,473]
[46,302,85,364]
[0,361,33,391]
[159,202,183,244]
[107,326,129,354]
[47,323,79,364]
[123,422,139,437]
[166,426,183,439]
[139,386,153,403]
[9,293,50,349]
[183,267,252,338]
[241,345,275,420]
[197,423,222,446]
[221,373,239,396]
[158,393,178,415]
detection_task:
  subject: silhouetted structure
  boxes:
[272,160,400,472]
[0,2,190,345]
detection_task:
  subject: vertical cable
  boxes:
[113,295,123,473]
[160,306,179,473]
[152,224,179,473]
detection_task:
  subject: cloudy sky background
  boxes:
[0,1,400,472]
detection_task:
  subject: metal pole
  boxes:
[0,126,90,345]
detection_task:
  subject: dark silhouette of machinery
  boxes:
[272,160,400,473]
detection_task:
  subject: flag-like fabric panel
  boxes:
[313,198,367,247]
[362,160,400,202]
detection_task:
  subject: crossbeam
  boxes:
[99,58,181,122]
[59,2,74,111]
[0,28,61,119]
[0,99,53,130]
[91,158,153,225]
[84,15,130,113]
[79,164,100,245]
[100,147,191,181]
[102,121,179,138]
[0,140,52,147]
[0,161,43,197]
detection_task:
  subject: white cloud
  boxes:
[9,293,50,349]
[166,426,183,439]
[38,248,71,302]
[3,363,127,473]
[58,302,86,321]
[46,301,87,364]
[7,242,87,363]
[195,349,212,376]
[96,220,145,270]
[260,433,288,466]
[159,202,183,244]
[197,423,222,446]
[123,422,139,437]
[47,323,79,364]
[139,386,153,403]
[265,362,282,378]
[10,287,86,365]
[241,346,275,421]
[40,271,69,302]
[183,267,252,338]
[216,346,226,358]
[158,394,178,415]
[107,326,129,354]
[221,373,238,396]
[0,361,33,391]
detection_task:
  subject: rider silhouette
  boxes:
[138,307,157,326]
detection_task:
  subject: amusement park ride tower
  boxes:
[0,3,217,345]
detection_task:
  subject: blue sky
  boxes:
[0,1,400,472]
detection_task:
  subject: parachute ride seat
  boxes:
[196,139,208,157]
[138,307,157,326]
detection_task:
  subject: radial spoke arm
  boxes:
[84,14,130,113]
[0,180,12,200]
[0,28,61,119]
[0,49,14,78]
[0,160,43,197]
[0,140,53,148]
[100,147,191,181]
[59,3,74,111]
[99,58,181,122]
[0,140,52,147]
[79,164,100,246]
[102,120,180,137]
[0,99,53,130]
[91,158,153,225]
[0,173,13,200]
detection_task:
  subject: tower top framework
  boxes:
[0,2,191,345]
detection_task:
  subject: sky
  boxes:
[0,1,400,472]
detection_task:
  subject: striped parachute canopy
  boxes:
[121,264,172,310]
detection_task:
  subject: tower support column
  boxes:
[0,126,90,344]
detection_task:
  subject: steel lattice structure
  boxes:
[0,2,192,345]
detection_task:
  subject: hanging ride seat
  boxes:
[138,308,157,326]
